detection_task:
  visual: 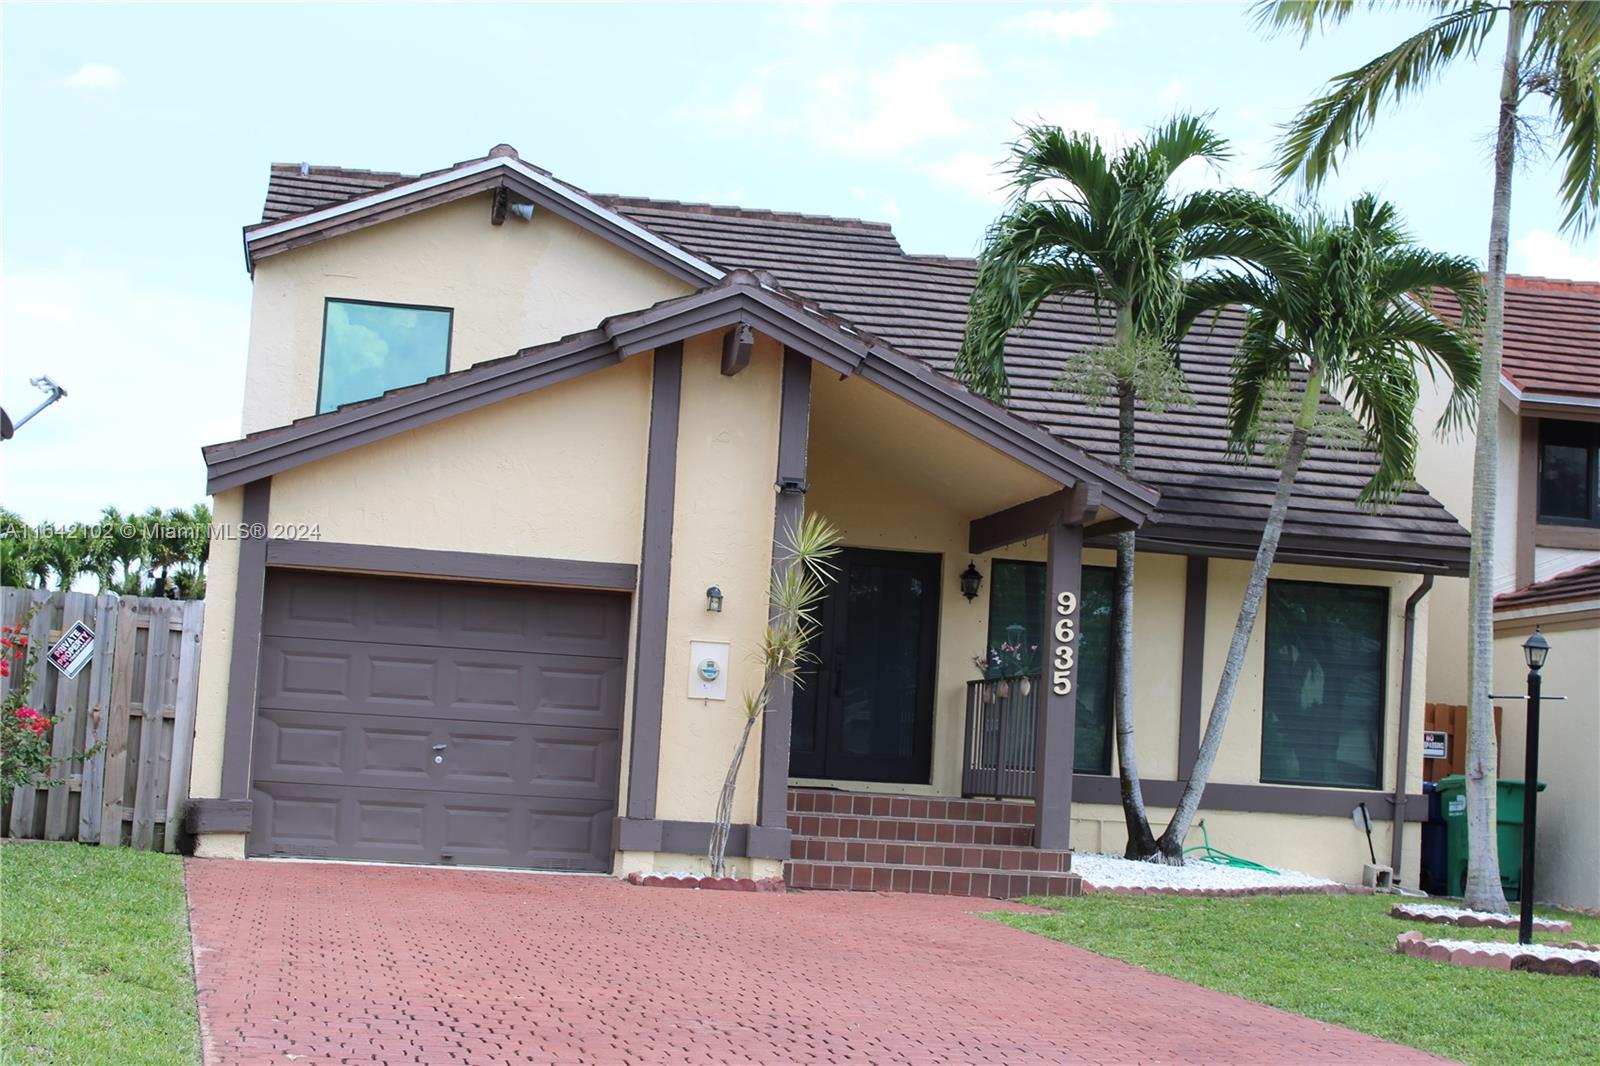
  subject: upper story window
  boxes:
[1538,418,1600,527]
[1260,580,1388,790]
[985,560,1115,774]
[318,299,453,414]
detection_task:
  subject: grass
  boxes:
[1,842,199,1066]
[997,892,1600,1065]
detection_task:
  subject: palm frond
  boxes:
[1144,111,1233,173]
[1332,346,1422,505]
[1273,2,1501,189]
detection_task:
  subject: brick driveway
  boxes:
[185,859,1445,1065]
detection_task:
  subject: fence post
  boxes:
[76,592,120,842]
[99,597,141,847]
[163,599,205,852]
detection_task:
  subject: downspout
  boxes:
[1390,573,1435,876]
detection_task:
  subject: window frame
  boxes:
[1258,577,1390,791]
[316,297,455,415]
[985,558,1117,776]
[1536,418,1600,528]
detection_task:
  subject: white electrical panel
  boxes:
[688,640,731,701]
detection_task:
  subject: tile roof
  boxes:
[1495,559,1600,610]
[1427,275,1600,404]
[253,164,1472,574]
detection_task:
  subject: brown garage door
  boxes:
[248,569,629,872]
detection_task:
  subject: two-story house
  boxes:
[184,145,1471,894]
[1415,275,1600,910]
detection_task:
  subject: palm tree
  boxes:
[1257,0,1600,914]
[98,506,146,595]
[956,114,1281,860]
[0,509,40,589]
[1156,194,1483,860]
[142,507,186,597]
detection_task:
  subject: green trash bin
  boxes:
[1435,775,1547,901]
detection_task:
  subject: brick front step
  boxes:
[786,860,1083,899]
[787,812,1036,847]
[788,788,1035,825]
[791,836,1072,874]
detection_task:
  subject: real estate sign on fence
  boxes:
[0,587,205,851]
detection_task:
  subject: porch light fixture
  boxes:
[1522,627,1550,670]
[960,562,983,602]
[706,586,724,613]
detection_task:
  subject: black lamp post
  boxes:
[1518,626,1550,946]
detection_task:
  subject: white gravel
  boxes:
[1393,902,1570,930]
[1428,938,1600,963]
[1071,852,1339,892]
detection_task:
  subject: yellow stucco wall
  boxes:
[189,487,243,800]
[650,335,784,827]
[1493,609,1600,910]
[241,194,692,435]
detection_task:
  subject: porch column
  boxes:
[753,347,810,857]
[1034,515,1083,850]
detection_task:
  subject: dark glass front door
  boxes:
[789,548,940,784]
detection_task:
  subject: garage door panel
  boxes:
[259,638,624,731]
[263,570,630,658]
[251,570,626,872]
[249,782,614,870]
[254,707,620,801]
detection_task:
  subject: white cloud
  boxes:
[62,63,125,90]
[804,44,985,157]
[1512,229,1600,281]
[1,268,246,523]
[1004,4,1113,41]
[849,186,901,222]
[928,151,1009,202]
[778,0,834,38]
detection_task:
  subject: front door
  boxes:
[789,548,940,784]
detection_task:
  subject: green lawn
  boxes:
[999,892,1600,1065]
[1,842,199,1066]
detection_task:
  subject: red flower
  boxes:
[0,661,9,677]
[15,637,27,647]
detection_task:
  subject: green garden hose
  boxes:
[1182,819,1280,874]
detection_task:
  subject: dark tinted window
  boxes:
[986,561,1115,774]
[1538,419,1600,526]
[1261,581,1388,789]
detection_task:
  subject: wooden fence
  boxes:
[1422,701,1502,782]
[1,587,205,851]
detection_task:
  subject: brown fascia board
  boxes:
[242,157,723,288]
[1121,525,1470,577]
[208,276,1162,525]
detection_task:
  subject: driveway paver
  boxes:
[185,858,1447,1065]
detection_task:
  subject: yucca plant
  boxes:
[707,512,842,878]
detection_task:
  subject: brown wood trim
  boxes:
[625,344,682,822]
[1070,775,1429,822]
[184,798,253,834]
[1034,519,1082,849]
[969,490,1074,555]
[249,174,505,264]
[614,817,791,860]
[1177,556,1208,779]
[1518,416,1538,587]
[1121,528,1468,577]
[1533,522,1600,550]
[757,350,811,834]
[218,479,271,802]
[264,539,637,591]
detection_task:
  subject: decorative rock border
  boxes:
[625,872,786,893]
[1391,902,1572,932]
[1083,883,1372,898]
[1395,931,1600,976]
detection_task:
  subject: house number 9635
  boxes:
[1052,590,1077,696]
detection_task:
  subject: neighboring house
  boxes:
[184,146,1468,894]
[1416,276,1599,909]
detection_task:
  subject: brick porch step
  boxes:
[788,788,1034,825]
[787,860,1082,899]
[791,836,1072,874]
[787,812,1036,847]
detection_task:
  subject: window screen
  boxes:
[318,299,453,414]
[986,561,1115,774]
[1261,580,1388,789]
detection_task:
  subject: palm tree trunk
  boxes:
[1462,3,1525,916]
[707,708,760,878]
[1157,368,1322,859]
[1111,319,1157,859]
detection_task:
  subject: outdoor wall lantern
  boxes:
[960,562,983,602]
[1522,627,1550,670]
[706,586,724,613]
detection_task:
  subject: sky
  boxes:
[3,0,1597,526]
